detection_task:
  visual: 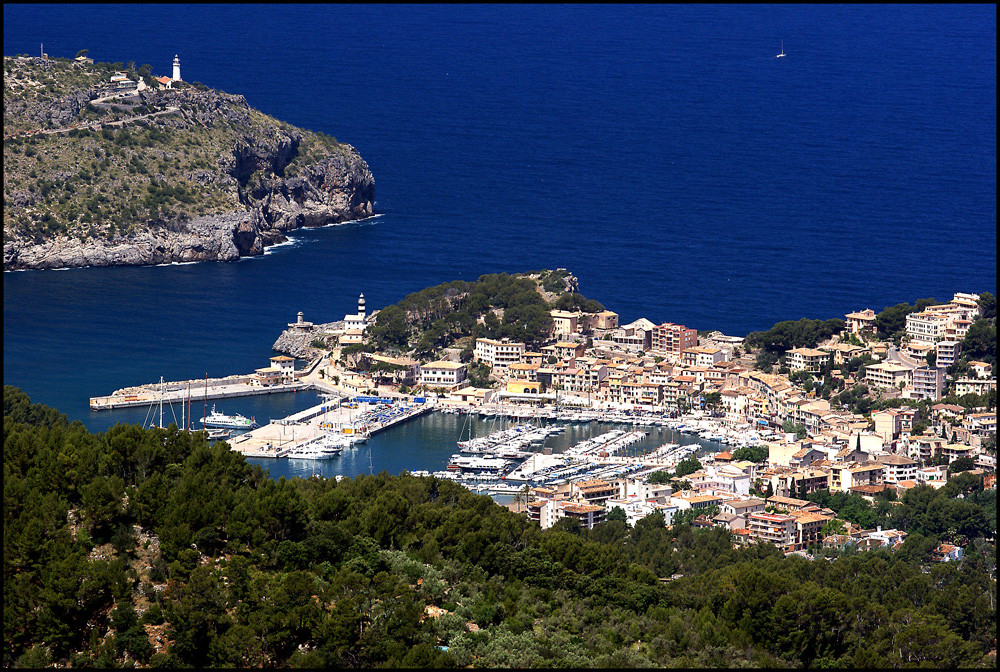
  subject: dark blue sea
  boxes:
[4,5,996,478]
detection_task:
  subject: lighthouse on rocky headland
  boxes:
[172,54,181,82]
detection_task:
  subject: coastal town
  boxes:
[91,280,996,559]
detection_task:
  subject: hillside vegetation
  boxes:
[3,55,373,269]
[4,386,995,668]
[364,270,603,359]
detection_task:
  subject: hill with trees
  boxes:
[363,270,600,359]
[3,54,373,270]
[4,386,995,668]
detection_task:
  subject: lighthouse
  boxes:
[172,54,181,82]
[358,293,366,320]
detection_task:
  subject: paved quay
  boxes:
[226,397,435,459]
[89,376,309,410]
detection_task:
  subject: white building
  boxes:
[907,365,945,401]
[865,362,913,390]
[787,348,831,373]
[474,338,525,371]
[172,54,181,82]
[419,360,467,388]
[935,340,961,368]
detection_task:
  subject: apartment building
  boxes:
[876,454,919,484]
[418,361,467,389]
[474,338,525,371]
[905,311,952,343]
[681,345,727,368]
[865,362,913,390]
[787,347,831,373]
[829,462,885,492]
[908,365,944,401]
[935,340,961,368]
[526,499,605,530]
[747,512,797,550]
[651,322,698,360]
[955,378,996,397]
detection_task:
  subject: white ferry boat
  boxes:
[200,404,257,429]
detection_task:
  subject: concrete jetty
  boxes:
[89,376,309,410]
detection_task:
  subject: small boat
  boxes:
[777,40,786,58]
[200,404,257,429]
[204,428,231,440]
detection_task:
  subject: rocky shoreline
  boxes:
[3,147,374,271]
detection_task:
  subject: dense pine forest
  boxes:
[4,386,996,668]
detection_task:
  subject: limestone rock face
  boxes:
[272,321,342,359]
[3,213,246,270]
[3,147,373,271]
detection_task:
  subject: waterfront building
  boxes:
[288,311,314,331]
[507,362,539,382]
[845,308,877,335]
[252,366,282,387]
[269,355,296,383]
[474,337,525,371]
[418,360,467,389]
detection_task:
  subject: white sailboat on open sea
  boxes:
[777,40,786,58]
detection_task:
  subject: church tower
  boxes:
[358,293,366,320]
[172,55,181,82]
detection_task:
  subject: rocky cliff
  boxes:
[3,56,374,271]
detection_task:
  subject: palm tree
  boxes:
[512,482,532,513]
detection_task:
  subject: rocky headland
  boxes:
[3,55,374,271]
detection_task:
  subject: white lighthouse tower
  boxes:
[358,293,366,320]
[172,54,181,82]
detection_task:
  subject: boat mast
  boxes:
[203,373,208,429]
[159,376,164,429]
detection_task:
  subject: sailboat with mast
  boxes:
[776,40,786,58]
